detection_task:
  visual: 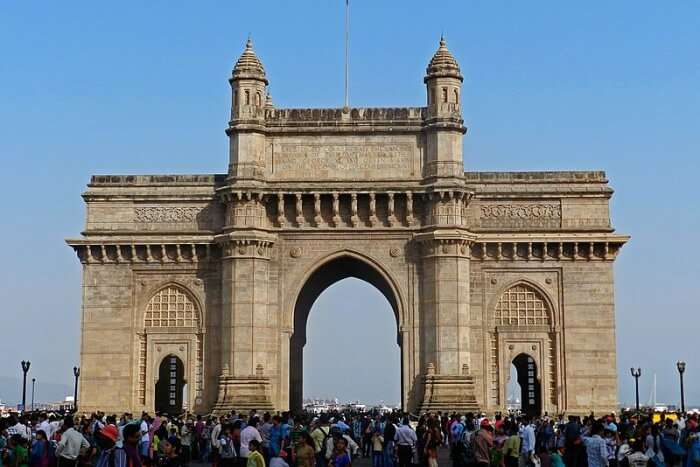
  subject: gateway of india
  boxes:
[68,38,628,416]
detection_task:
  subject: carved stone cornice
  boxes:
[414,229,476,258]
[471,238,628,262]
[215,231,277,260]
[66,241,218,264]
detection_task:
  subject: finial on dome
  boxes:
[232,36,268,84]
[425,36,462,82]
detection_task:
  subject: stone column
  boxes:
[214,190,277,413]
[415,230,478,412]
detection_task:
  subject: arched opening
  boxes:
[155,355,186,415]
[506,363,521,412]
[290,254,402,412]
[512,353,541,417]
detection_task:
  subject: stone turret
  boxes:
[227,37,268,181]
[230,37,268,121]
[423,36,466,180]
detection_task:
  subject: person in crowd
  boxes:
[583,421,610,467]
[620,438,649,467]
[311,417,332,467]
[180,421,192,467]
[240,418,263,462]
[382,418,396,467]
[520,417,537,467]
[423,418,442,467]
[473,419,493,467]
[29,431,53,467]
[218,425,238,467]
[6,435,29,467]
[139,415,151,461]
[246,440,265,467]
[158,437,182,467]
[328,437,351,467]
[370,429,384,467]
[503,425,520,467]
[395,417,417,467]
[56,417,90,467]
[294,432,316,467]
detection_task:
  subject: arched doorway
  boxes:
[155,355,186,415]
[290,254,402,412]
[512,353,541,417]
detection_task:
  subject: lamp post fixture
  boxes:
[31,378,36,411]
[677,361,686,414]
[630,367,642,412]
[73,366,80,412]
[20,361,31,411]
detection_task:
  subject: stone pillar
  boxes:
[213,230,276,413]
[416,230,479,412]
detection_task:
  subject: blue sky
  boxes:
[0,1,698,407]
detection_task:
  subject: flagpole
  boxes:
[344,0,349,108]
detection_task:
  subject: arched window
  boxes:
[494,284,550,326]
[145,285,200,328]
[255,92,262,106]
[454,89,459,103]
[244,90,250,105]
[442,87,448,103]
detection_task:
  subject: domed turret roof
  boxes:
[425,36,462,82]
[232,37,268,84]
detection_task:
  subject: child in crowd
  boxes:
[247,440,265,467]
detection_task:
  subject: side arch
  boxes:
[137,282,204,413]
[487,278,561,415]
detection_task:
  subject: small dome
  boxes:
[425,36,462,82]
[232,37,268,84]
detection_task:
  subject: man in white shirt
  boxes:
[240,417,263,458]
[396,417,418,467]
[39,413,54,439]
[139,414,151,458]
[7,415,31,440]
[520,418,536,467]
[56,416,90,467]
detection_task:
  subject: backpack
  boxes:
[219,437,236,459]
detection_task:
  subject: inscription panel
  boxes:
[269,138,417,180]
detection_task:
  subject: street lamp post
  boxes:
[73,366,80,412]
[20,361,31,411]
[31,378,36,411]
[630,367,642,412]
[677,361,686,414]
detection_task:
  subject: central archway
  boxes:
[289,252,404,412]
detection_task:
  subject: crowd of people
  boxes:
[1,409,699,467]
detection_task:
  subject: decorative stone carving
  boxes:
[389,247,401,258]
[478,203,561,229]
[289,247,302,258]
[134,206,212,223]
